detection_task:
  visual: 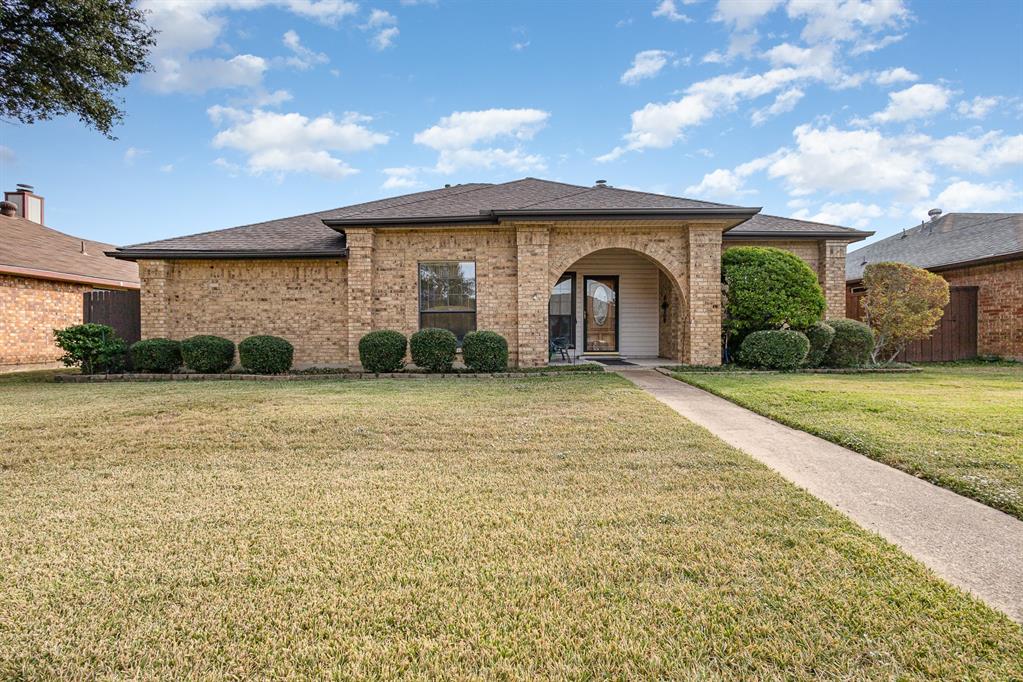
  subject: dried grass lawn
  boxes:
[1,371,1021,679]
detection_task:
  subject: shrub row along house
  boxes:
[1,186,140,372]
[110,178,870,368]
[847,211,1023,361]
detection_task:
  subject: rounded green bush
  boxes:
[461,330,509,372]
[722,246,826,343]
[130,338,182,373]
[737,329,810,370]
[824,318,875,368]
[802,322,835,368]
[239,335,294,374]
[358,330,407,373]
[410,328,458,373]
[180,335,235,373]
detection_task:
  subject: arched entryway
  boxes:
[547,248,688,364]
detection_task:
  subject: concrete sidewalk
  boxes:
[620,368,1023,623]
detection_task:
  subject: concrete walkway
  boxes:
[620,368,1023,623]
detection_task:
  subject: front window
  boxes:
[418,261,477,343]
[549,272,575,349]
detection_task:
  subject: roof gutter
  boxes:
[108,248,349,261]
[725,229,873,241]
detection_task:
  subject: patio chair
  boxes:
[550,336,571,363]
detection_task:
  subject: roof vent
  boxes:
[0,201,15,217]
[928,208,942,221]
[594,179,608,188]
[16,183,34,192]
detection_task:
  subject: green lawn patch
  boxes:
[671,365,1023,519]
[1,372,1020,678]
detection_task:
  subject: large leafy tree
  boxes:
[0,0,155,138]
[863,262,950,364]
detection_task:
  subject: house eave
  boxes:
[108,248,349,261]
[846,249,1023,284]
[0,262,140,289]
[726,230,873,241]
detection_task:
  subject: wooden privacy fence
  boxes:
[847,286,978,362]
[83,289,141,345]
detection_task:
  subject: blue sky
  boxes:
[1,0,1021,247]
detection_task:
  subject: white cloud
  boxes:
[209,107,389,179]
[282,29,328,70]
[929,180,1021,212]
[242,89,294,107]
[123,147,148,165]
[874,67,918,86]
[750,87,804,125]
[381,167,422,189]
[714,0,784,30]
[925,131,1023,174]
[599,49,845,159]
[766,124,934,200]
[137,0,357,93]
[792,201,883,228]
[160,163,175,173]
[413,108,550,174]
[864,83,953,124]
[0,145,14,162]
[652,0,692,23]
[364,8,399,49]
[956,96,1002,120]
[621,50,674,85]
[850,32,905,54]
[512,40,530,51]
[684,157,772,200]
[787,0,910,45]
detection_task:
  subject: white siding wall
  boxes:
[565,249,660,357]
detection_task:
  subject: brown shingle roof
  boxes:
[0,215,139,287]
[729,213,871,237]
[846,213,1023,281]
[113,178,868,259]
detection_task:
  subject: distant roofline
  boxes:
[0,262,140,288]
[846,248,1023,283]
[726,229,873,240]
[108,248,348,262]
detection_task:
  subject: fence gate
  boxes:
[847,286,978,362]
[83,289,141,345]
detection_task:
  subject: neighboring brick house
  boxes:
[1,188,140,372]
[847,211,1023,361]
[111,178,868,368]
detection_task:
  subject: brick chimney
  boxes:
[4,184,44,224]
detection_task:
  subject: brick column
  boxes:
[345,228,375,368]
[515,224,550,367]
[686,224,723,366]
[819,240,847,319]
[139,260,169,339]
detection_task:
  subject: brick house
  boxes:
[847,211,1022,361]
[1,187,140,372]
[110,178,868,368]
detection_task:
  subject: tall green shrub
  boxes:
[358,330,407,373]
[53,323,127,374]
[239,335,294,374]
[410,328,457,372]
[181,335,235,373]
[823,319,874,367]
[722,246,826,344]
[461,331,508,372]
[130,338,181,373]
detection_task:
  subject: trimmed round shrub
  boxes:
[722,246,826,344]
[130,338,182,373]
[180,335,235,373]
[737,329,810,370]
[824,318,875,368]
[239,335,294,374]
[462,330,509,372]
[359,330,407,373]
[410,328,457,372]
[802,322,835,368]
